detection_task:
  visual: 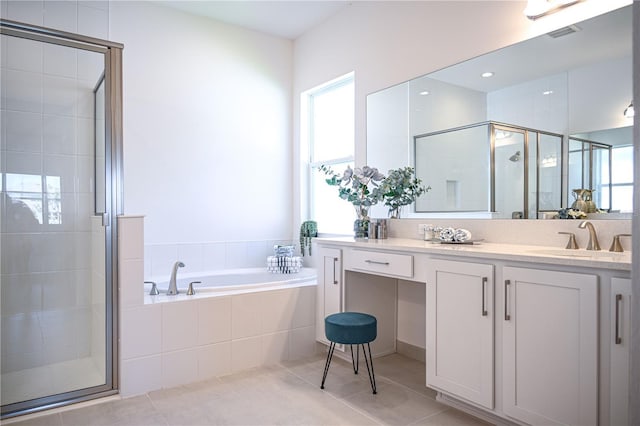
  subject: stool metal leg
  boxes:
[362,343,377,394]
[350,344,360,374]
[320,342,336,389]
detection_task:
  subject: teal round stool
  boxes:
[321,312,377,394]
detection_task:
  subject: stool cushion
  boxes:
[325,312,377,345]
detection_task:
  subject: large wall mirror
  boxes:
[367,5,633,219]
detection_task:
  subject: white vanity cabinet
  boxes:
[314,238,631,426]
[610,277,631,426]
[315,246,342,345]
[502,267,598,426]
[426,259,495,409]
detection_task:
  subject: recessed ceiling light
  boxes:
[481,72,494,78]
[543,90,554,95]
[419,90,430,96]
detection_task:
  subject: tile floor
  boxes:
[2,357,104,406]
[6,353,491,426]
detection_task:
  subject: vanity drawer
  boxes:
[345,249,413,278]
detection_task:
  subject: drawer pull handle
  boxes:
[332,257,339,284]
[615,294,622,344]
[481,277,488,316]
[504,280,511,321]
[365,260,390,265]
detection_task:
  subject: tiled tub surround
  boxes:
[118,217,317,398]
[143,239,300,278]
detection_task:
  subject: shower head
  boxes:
[509,151,521,162]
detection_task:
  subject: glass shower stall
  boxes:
[414,121,564,218]
[0,19,123,418]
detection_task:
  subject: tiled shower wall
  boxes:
[1,0,107,375]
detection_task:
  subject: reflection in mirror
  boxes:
[415,124,490,213]
[568,126,633,214]
[366,5,632,219]
[414,122,562,218]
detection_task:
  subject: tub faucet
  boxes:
[167,261,185,295]
[578,221,601,251]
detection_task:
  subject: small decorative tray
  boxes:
[425,239,483,245]
[438,240,482,245]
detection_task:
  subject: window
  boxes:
[302,73,355,235]
[600,145,633,213]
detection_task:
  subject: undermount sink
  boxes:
[528,248,628,258]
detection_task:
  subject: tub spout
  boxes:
[167,261,185,295]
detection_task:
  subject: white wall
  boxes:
[110,1,294,245]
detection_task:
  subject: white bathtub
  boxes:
[144,267,317,302]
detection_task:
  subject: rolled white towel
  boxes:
[453,228,472,242]
[439,227,455,242]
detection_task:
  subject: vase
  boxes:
[388,206,403,219]
[353,206,370,239]
[353,218,369,239]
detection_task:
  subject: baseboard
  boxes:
[437,393,523,426]
[396,340,425,362]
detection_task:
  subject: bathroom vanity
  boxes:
[314,237,631,426]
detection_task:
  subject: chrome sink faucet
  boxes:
[578,221,601,251]
[167,261,185,295]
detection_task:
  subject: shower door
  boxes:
[1,21,122,418]
[492,124,527,218]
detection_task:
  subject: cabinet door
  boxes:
[426,259,494,409]
[610,277,631,426]
[316,247,342,345]
[502,267,597,426]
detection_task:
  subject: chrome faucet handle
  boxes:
[187,281,201,296]
[609,234,631,252]
[145,281,159,296]
[558,232,578,249]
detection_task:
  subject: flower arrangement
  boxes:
[379,167,430,218]
[319,165,385,220]
[556,208,587,219]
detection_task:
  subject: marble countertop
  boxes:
[315,237,631,271]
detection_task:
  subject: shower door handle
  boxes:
[99,212,110,227]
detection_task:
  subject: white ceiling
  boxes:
[426,5,632,93]
[157,1,350,40]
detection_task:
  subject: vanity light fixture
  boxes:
[524,0,583,20]
[481,72,494,78]
[623,101,634,118]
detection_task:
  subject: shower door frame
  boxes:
[490,122,564,219]
[0,19,123,418]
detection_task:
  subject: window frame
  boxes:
[302,72,355,235]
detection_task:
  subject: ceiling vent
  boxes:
[547,24,581,38]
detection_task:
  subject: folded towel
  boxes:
[453,228,472,242]
[439,227,455,242]
[438,227,472,242]
[267,255,302,274]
